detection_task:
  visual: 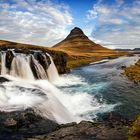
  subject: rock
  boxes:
[48,51,68,74]
[0,76,10,83]
[25,120,129,140]
[3,118,17,128]
[0,109,59,140]
[34,52,51,70]
[121,65,126,69]
[5,50,14,69]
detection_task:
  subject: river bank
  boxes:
[124,58,140,84]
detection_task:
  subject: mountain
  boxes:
[133,48,140,51]
[52,27,113,56]
[115,48,140,53]
[115,48,132,51]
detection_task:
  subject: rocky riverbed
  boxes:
[0,109,131,140]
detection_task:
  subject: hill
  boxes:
[0,40,68,74]
[52,27,113,56]
[51,27,128,69]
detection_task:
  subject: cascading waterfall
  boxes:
[30,55,48,79]
[47,54,59,82]
[0,50,79,124]
[10,55,35,80]
[1,52,8,75]
[0,51,59,81]
[0,50,114,124]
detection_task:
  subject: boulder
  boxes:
[0,109,59,140]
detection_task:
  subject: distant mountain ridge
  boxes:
[115,48,140,52]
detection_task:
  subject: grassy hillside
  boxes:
[51,27,129,69]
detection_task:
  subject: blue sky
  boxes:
[0,0,140,49]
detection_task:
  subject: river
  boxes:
[56,55,140,120]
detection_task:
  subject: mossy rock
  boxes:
[128,115,140,140]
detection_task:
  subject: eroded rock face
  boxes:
[0,109,59,140]
[5,50,14,70]
[24,121,129,140]
[24,112,130,140]
[34,52,51,70]
[49,51,68,74]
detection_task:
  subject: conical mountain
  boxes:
[52,27,112,56]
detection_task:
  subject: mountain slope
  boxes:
[51,27,129,69]
[52,27,113,56]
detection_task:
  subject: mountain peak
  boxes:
[65,27,88,40]
[71,27,84,34]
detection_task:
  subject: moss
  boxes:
[124,59,140,84]
[128,115,140,140]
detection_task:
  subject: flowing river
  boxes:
[55,55,140,120]
[0,52,139,124]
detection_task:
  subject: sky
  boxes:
[0,0,140,49]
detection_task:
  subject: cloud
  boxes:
[87,0,140,49]
[0,0,73,46]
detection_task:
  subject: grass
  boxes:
[66,52,130,69]
[128,115,140,140]
[124,59,140,84]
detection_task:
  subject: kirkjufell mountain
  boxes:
[52,27,113,56]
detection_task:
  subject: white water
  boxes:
[30,55,48,79]
[47,54,59,82]
[1,53,8,75]
[0,52,59,81]
[0,51,117,124]
[0,75,77,123]
[10,55,35,80]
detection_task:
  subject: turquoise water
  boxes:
[58,55,140,119]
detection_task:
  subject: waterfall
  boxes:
[30,55,48,79]
[1,52,8,75]
[10,55,35,80]
[0,51,59,81]
[47,54,59,82]
[0,50,81,124]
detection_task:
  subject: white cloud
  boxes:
[87,0,140,49]
[0,0,73,46]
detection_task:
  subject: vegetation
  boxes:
[67,52,130,69]
[124,59,140,83]
[129,115,140,140]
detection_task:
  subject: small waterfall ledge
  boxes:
[0,49,60,81]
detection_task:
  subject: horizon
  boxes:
[0,0,140,49]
